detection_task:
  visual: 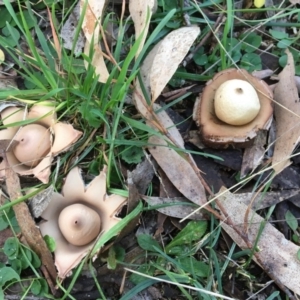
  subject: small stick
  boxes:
[183,0,191,26]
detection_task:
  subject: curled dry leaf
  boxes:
[150,26,200,102]
[149,135,199,202]
[132,40,162,119]
[147,105,206,207]
[272,49,300,174]
[129,0,157,58]
[152,103,184,148]
[133,26,200,119]
[0,103,82,183]
[39,167,127,278]
[80,0,109,83]
[217,187,300,296]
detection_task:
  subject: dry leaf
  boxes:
[80,0,109,83]
[240,131,267,178]
[224,189,300,211]
[132,40,162,119]
[272,49,300,174]
[150,26,200,102]
[143,196,203,220]
[129,157,156,194]
[129,0,157,58]
[0,74,17,90]
[133,27,199,118]
[152,103,184,148]
[148,135,206,206]
[0,49,4,64]
[147,104,206,206]
[28,186,55,218]
[217,187,300,296]
[252,69,274,79]
[289,0,300,3]
[81,0,104,42]
[60,2,85,56]
[84,42,110,83]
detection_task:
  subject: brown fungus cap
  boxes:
[193,68,273,148]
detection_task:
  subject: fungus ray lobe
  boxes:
[13,124,52,167]
[58,203,101,247]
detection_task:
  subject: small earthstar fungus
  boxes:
[0,103,82,183]
[39,167,127,278]
[193,68,273,148]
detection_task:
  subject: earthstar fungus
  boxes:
[193,68,273,148]
[39,167,127,278]
[0,104,82,183]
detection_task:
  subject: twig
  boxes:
[0,140,58,296]
[182,0,191,26]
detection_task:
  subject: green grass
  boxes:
[0,0,299,299]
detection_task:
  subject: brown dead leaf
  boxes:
[272,49,300,174]
[289,0,300,3]
[240,131,267,178]
[150,26,200,102]
[133,27,200,118]
[152,103,184,147]
[148,135,206,206]
[129,0,157,58]
[147,104,206,207]
[129,157,156,194]
[47,7,61,61]
[217,187,300,296]
[224,189,300,211]
[132,40,162,119]
[28,186,54,218]
[143,196,203,220]
[80,0,109,83]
